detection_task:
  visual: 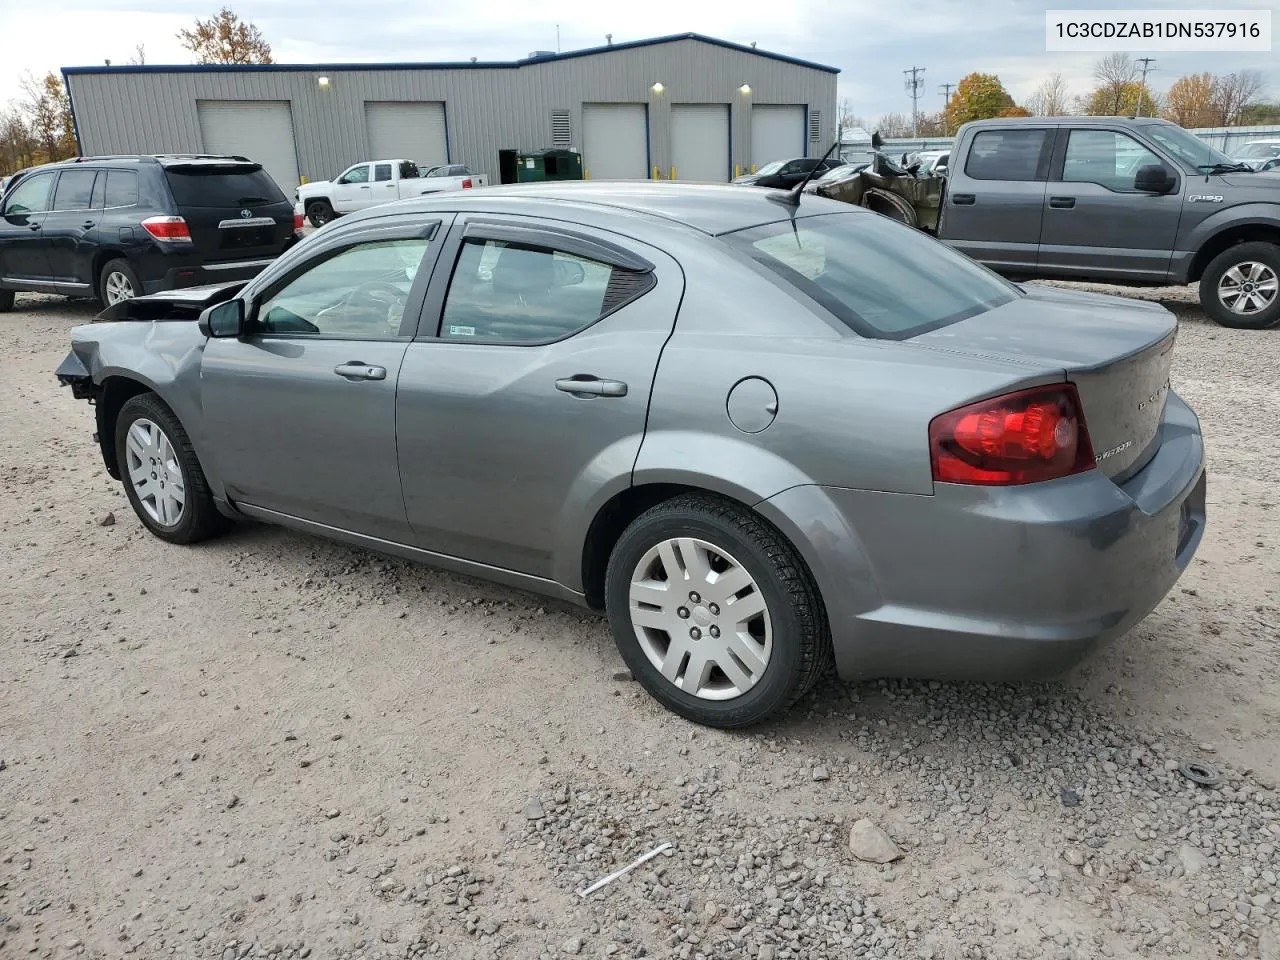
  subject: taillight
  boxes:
[140,216,191,242]
[293,212,304,230]
[929,384,1096,486]
[461,178,473,188]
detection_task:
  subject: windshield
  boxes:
[754,160,786,176]
[1143,124,1234,171]
[724,211,1019,340]
[1236,142,1280,159]
[164,166,286,207]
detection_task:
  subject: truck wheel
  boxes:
[0,288,14,313]
[306,199,335,227]
[1199,242,1280,329]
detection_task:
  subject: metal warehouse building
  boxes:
[62,33,838,194]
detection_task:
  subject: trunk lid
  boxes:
[912,284,1177,481]
[162,162,294,262]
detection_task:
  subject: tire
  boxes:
[604,493,832,728]
[114,392,229,544]
[306,199,335,227]
[0,288,13,313]
[1198,242,1280,330]
[99,258,142,306]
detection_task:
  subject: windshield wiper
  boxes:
[1198,162,1252,175]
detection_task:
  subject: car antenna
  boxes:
[768,139,842,209]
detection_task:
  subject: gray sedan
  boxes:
[56,183,1207,728]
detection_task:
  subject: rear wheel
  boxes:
[100,258,141,306]
[0,288,13,312]
[306,199,335,227]
[1199,242,1280,329]
[114,393,228,544]
[604,494,831,728]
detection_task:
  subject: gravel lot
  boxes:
[2,284,1278,960]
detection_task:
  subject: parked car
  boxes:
[1229,138,1280,172]
[55,183,1206,728]
[296,159,488,226]
[817,117,1280,329]
[732,157,841,189]
[0,154,300,312]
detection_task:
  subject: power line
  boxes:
[904,66,926,138]
[1136,58,1156,117]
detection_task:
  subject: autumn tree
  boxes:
[944,73,1016,130]
[1025,73,1071,116]
[1080,81,1159,118]
[1241,101,1280,125]
[0,108,39,174]
[916,112,948,136]
[21,72,77,163]
[1163,73,1221,127]
[1214,70,1267,126]
[178,7,273,64]
[1090,53,1139,114]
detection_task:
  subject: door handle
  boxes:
[555,376,628,398]
[334,361,387,381]
[951,193,975,205]
[1049,196,1076,209]
[82,220,96,229]
[28,223,41,231]
[360,185,371,190]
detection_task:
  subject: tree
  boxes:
[1091,53,1138,114]
[1214,70,1267,126]
[21,72,77,164]
[998,105,1032,118]
[944,73,1016,130]
[1025,73,1071,116]
[178,6,273,64]
[1163,73,1221,127]
[916,112,948,136]
[128,43,147,66]
[1080,80,1159,118]
[1240,101,1280,125]
[873,112,914,138]
[0,107,39,174]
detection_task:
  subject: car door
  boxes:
[200,216,449,541]
[42,168,100,289]
[0,171,57,281]
[1037,127,1183,282]
[941,126,1054,273]
[331,164,372,213]
[395,215,684,581]
[372,162,398,203]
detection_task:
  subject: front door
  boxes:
[331,163,373,213]
[0,171,57,281]
[42,168,101,288]
[941,126,1054,273]
[200,219,447,541]
[396,216,684,581]
[1037,127,1183,282]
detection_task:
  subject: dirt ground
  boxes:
[1,285,1278,960]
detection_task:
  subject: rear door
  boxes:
[42,168,101,288]
[372,161,399,203]
[1037,127,1183,282]
[163,161,293,262]
[0,171,57,281]
[395,215,684,580]
[942,126,1055,273]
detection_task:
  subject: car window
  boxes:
[90,172,107,209]
[755,160,785,176]
[3,172,55,215]
[1062,130,1164,191]
[374,163,393,182]
[103,170,140,208]
[341,165,370,184]
[426,166,448,178]
[52,170,97,211]
[451,165,468,176]
[256,236,433,338]
[165,165,285,208]
[440,237,647,343]
[725,211,1019,340]
[964,129,1047,181]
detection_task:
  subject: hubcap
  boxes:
[104,271,134,305]
[124,418,186,527]
[1219,261,1278,316]
[628,537,772,701]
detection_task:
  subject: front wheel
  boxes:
[306,199,335,227]
[114,393,229,544]
[1199,242,1280,329]
[604,494,831,728]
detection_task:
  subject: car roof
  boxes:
[20,154,260,174]
[961,115,1178,129]
[356,181,852,236]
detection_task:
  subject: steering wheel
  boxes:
[338,280,410,333]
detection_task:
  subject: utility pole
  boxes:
[1136,58,1156,117]
[904,66,925,138]
[940,82,955,133]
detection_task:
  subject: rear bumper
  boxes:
[757,391,1206,682]
[143,257,279,295]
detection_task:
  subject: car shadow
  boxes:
[12,295,103,318]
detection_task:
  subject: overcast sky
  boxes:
[3,0,1277,121]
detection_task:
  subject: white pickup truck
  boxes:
[295,159,487,226]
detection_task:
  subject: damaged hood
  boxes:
[95,281,247,323]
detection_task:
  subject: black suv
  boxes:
[731,157,840,189]
[0,154,300,312]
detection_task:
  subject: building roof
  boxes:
[63,33,840,79]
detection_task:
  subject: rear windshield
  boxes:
[163,165,287,208]
[724,211,1019,339]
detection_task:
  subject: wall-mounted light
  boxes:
[739,83,751,96]
[651,82,664,95]
[317,76,331,89]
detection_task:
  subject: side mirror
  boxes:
[553,259,585,287]
[199,299,245,338]
[1134,164,1175,194]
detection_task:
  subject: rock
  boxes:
[561,936,583,955]
[61,647,78,658]
[1259,928,1279,960]
[611,671,634,682]
[524,798,545,820]
[64,938,82,949]
[812,766,830,782]
[848,818,902,864]
[1059,788,1081,807]
[225,794,240,810]
[1178,844,1209,877]
[324,808,341,819]
[1062,848,1085,867]
[98,512,115,527]
[758,947,776,960]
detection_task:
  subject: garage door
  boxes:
[197,100,300,193]
[366,102,448,169]
[671,104,729,183]
[582,104,648,180]
[751,105,805,170]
